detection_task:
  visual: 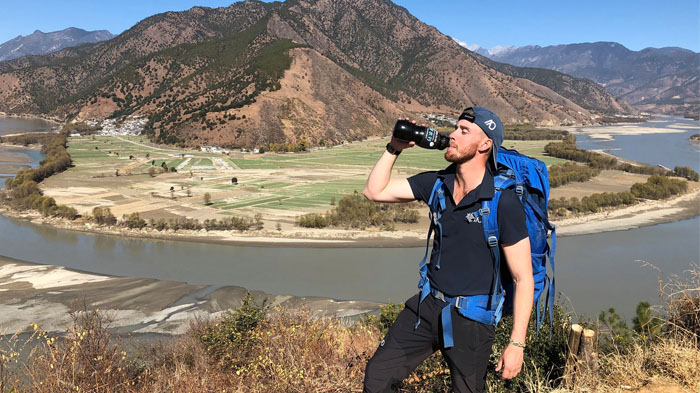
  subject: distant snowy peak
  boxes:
[451,38,490,57]
[487,45,518,56]
[0,27,114,62]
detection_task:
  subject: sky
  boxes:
[1,0,698,52]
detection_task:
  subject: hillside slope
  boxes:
[0,0,632,148]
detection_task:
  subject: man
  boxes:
[362,107,534,393]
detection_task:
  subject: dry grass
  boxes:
[0,265,698,393]
[552,265,700,393]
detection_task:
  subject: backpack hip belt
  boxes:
[430,287,504,348]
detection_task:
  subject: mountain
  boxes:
[0,27,114,62]
[482,42,699,116]
[0,0,631,149]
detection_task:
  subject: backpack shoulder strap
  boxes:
[480,173,516,300]
[428,177,445,213]
[415,177,446,329]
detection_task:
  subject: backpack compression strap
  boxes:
[524,192,557,337]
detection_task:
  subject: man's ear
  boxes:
[478,138,492,154]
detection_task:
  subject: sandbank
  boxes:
[553,184,700,236]
[0,255,380,335]
[566,124,690,141]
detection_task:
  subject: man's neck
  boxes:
[454,160,486,195]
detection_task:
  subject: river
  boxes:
[573,115,700,171]
[0,117,698,322]
[0,116,54,186]
[0,116,58,136]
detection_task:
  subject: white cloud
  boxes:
[451,37,481,51]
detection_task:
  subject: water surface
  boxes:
[0,117,57,136]
[0,214,697,321]
[574,116,700,171]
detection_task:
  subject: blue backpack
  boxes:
[415,147,556,348]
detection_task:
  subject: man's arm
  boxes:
[363,137,416,202]
[496,237,534,379]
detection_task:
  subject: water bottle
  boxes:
[392,120,449,150]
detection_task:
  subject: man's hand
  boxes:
[389,117,418,152]
[495,344,524,379]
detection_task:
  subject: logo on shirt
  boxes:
[465,212,482,223]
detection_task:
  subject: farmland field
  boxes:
[40,135,565,229]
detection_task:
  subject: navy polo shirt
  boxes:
[407,164,528,297]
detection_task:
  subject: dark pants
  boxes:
[363,293,495,393]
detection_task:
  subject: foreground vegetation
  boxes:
[1,267,698,392]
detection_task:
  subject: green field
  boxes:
[64,135,563,215]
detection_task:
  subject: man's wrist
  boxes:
[508,339,526,349]
[386,143,401,156]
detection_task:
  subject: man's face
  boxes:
[444,119,490,163]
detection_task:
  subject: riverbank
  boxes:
[0,112,64,126]
[0,254,380,335]
[1,180,698,247]
[555,182,700,236]
[565,121,699,141]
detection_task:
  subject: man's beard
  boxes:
[444,142,477,163]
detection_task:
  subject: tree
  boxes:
[203,192,212,205]
[148,167,156,177]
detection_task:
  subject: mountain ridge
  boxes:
[0,27,114,62]
[0,0,632,149]
[475,41,699,116]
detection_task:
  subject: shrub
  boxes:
[122,212,147,229]
[548,162,601,188]
[152,218,168,231]
[19,307,139,392]
[393,207,419,223]
[630,175,688,200]
[296,213,331,228]
[92,207,117,225]
[195,292,268,369]
[55,204,79,220]
[674,166,699,181]
[363,301,404,337]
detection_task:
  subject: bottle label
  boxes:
[426,128,436,142]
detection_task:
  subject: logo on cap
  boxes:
[484,119,497,131]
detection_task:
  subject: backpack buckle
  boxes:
[430,211,439,225]
[487,236,498,247]
[515,185,524,196]
[479,207,490,215]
